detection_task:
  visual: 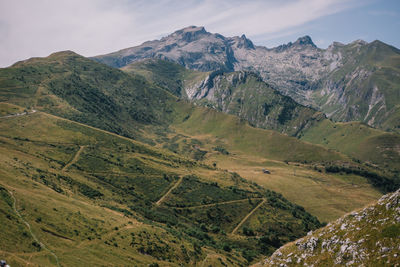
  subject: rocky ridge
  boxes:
[93,26,329,99]
[256,189,400,266]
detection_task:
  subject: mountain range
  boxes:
[94,26,400,133]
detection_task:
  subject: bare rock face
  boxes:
[255,189,400,266]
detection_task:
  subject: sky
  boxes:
[0,0,399,67]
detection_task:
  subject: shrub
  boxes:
[213,146,229,155]
[223,244,232,252]
[242,227,255,236]
[242,249,257,262]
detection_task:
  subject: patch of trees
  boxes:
[325,165,399,193]
[278,101,296,124]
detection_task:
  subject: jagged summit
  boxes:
[230,34,255,49]
[273,35,317,51]
[293,35,316,47]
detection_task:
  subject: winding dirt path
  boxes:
[62,145,85,172]
[155,176,183,206]
[173,197,264,209]
[8,190,60,267]
[231,198,266,234]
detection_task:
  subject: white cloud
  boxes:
[0,0,359,67]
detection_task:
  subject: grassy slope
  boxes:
[0,108,324,266]
[299,119,400,174]
[202,154,382,223]
[172,104,344,163]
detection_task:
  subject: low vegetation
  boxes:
[0,111,321,265]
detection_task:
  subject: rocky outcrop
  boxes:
[256,189,400,266]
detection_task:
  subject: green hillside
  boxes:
[0,109,323,266]
[300,119,400,173]
[0,51,177,142]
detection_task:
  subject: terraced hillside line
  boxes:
[0,109,37,119]
[8,190,60,267]
[41,111,148,145]
[62,145,85,172]
[231,198,267,234]
[155,176,183,206]
[173,197,264,209]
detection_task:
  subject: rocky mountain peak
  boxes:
[230,34,255,49]
[181,25,207,33]
[293,35,316,47]
[273,35,317,52]
[169,26,209,42]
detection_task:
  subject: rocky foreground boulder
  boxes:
[255,189,400,266]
